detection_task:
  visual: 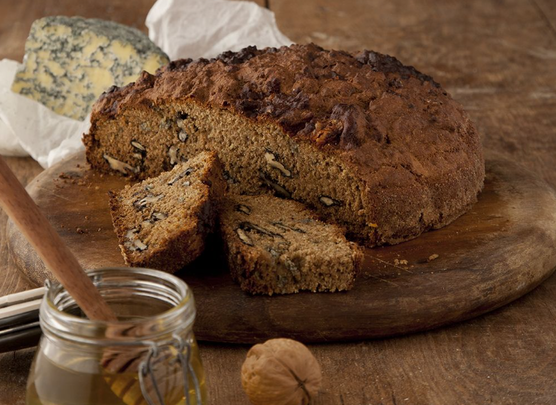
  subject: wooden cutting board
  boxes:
[6,151,556,343]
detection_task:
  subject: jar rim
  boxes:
[41,267,196,344]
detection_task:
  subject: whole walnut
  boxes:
[241,338,322,405]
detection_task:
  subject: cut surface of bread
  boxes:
[220,194,363,295]
[85,43,485,246]
[108,151,225,273]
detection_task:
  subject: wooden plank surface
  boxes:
[534,0,556,33]
[1,0,556,404]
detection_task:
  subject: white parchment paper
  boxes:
[0,0,291,167]
[146,0,291,60]
[0,60,29,157]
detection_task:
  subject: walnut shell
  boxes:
[241,338,322,405]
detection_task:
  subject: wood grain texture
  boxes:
[0,158,42,296]
[533,0,556,36]
[2,0,556,404]
[6,152,556,344]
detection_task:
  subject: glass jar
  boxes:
[26,267,207,405]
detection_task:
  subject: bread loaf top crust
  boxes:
[91,43,484,196]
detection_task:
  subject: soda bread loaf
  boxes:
[108,151,225,273]
[85,43,485,246]
[220,195,363,295]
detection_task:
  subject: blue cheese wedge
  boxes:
[11,16,169,120]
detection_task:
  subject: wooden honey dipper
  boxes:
[0,156,195,405]
[0,156,117,322]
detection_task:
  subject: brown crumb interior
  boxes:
[109,151,224,272]
[220,194,362,295]
[88,101,375,243]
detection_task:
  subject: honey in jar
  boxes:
[26,267,207,405]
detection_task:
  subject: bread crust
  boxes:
[86,43,484,246]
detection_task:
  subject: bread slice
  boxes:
[108,151,225,272]
[220,195,363,295]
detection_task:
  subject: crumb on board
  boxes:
[428,254,439,262]
[394,259,409,266]
[76,227,88,234]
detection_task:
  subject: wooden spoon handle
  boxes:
[0,157,116,322]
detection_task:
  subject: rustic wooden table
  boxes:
[1,0,555,404]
